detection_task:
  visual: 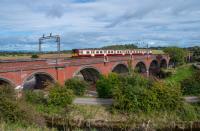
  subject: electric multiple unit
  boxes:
[72,49,152,57]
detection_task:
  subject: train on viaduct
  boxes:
[0,54,170,90]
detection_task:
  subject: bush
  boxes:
[157,69,172,79]
[150,81,183,111]
[48,84,74,107]
[177,103,198,121]
[0,85,15,100]
[0,98,45,126]
[23,90,46,105]
[31,54,39,58]
[112,74,156,112]
[181,70,200,95]
[96,73,120,98]
[112,73,183,113]
[65,78,88,96]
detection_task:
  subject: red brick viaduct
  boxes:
[0,55,170,89]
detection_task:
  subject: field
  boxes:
[0,53,72,60]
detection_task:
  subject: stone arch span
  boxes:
[0,77,15,88]
[73,66,101,84]
[160,59,167,69]
[149,60,159,75]
[23,72,56,90]
[134,61,147,73]
[112,63,129,74]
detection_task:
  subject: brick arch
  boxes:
[73,66,102,77]
[0,77,16,87]
[160,58,168,68]
[22,71,56,90]
[149,59,159,75]
[112,62,129,74]
[73,66,101,83]
[134,61,147,73]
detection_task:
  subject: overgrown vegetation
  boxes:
[96,73,120,98]
[48,83,74,107]
[0,86,45,127]
[164,47,187,66]
[96,73,183,113]
[0,63,200,130]
[181,69,200,95]
[65,78,88,96]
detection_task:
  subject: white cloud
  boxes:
[0,0,200,51]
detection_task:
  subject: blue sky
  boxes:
[0,0,200,51]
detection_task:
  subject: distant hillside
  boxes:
[102,44,138,50]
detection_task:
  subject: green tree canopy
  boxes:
[102,44,138,50]
[164,47,187,66]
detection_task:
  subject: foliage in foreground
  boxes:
[65,78,89,96]
[48,83,74,107]
[96,73,183,113]
[0,86,45,127]
[96,73,120,98]
[181,69,200,95]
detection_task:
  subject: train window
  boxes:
[86,51,90,54]
[104,50,107,53]
[117,51,119,53]
[96,51,99,54]
[111,51,113,53]
[108,51,110,53]
[100,51,103,54]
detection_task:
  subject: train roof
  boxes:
[72,48,150,50]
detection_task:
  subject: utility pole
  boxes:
[146,43,149,78]
[38,33,61,57]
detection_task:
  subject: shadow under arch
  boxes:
[149,60,159,76]
[134,61,147,73]
[0,77,15,88]
[73,66,101,84]
[23,72,56,90]
[160,59,167,69]
[112,63,129,74]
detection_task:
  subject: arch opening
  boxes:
[0,78,14,88]
[160,59,167,69]
[23,73,55,90]
[74,67,100,84]
[134,62,147,73]
[168,59,174,68]
[112,64,129,74]
[149,60,159,76]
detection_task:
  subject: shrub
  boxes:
[0,85,15,100]
[150,81,183,111]
[0,98,45,126]
[177,103,198,121]
[112,74,156,112]
[65,78,88,96]
[31,54,39,58]
[157,69,172,79]
[48,84,74,107]
[96,73,120,98]
[112,74,183,113]
[181,70,200,95]
[23,90,46,105]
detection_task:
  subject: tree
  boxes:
[65,78,88,96]
[31,54,39,58]
[164,47,187,66]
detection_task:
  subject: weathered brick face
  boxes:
[0,55,170,88]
